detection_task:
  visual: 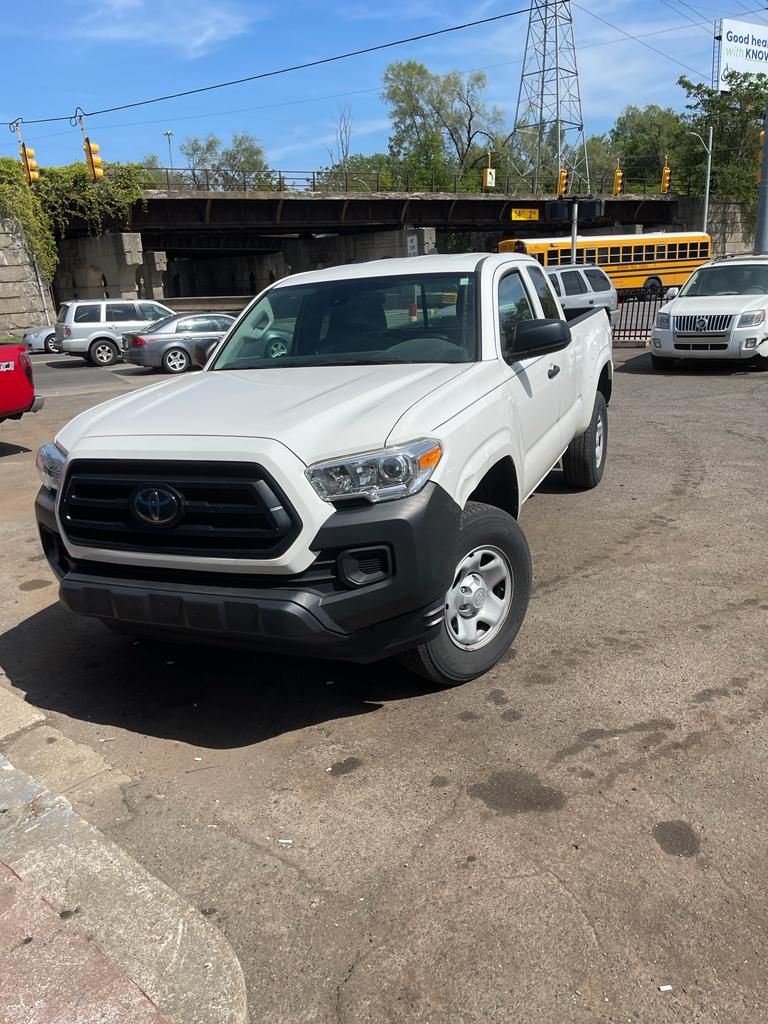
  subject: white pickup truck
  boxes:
[35,254,613,686]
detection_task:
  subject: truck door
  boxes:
[496,269,564,496]
[528,265,581,441]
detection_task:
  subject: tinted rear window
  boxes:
[584,268,612,292]
[106,303,138,322]
[56,304,70,323]
[74,305,101,323]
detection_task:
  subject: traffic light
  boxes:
[19,143,39,184]
[660,163,672,194]
[612,166,624,196]
[84,137,104,180]
[556,167,569,197]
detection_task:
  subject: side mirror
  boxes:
[191,339,218,369]
[665,287,679,300]
[505,318,571,361]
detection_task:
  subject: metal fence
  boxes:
[141,165,687,197]
[612,289,664,346]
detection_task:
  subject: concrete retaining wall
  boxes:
[0,218,55,335]
[677,198,752,255]
[53,233,167,303]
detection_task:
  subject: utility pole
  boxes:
[755,107,768,254]
[163,130,174,170]
[570,200,578,265]
[687,126,713,234]
[510,0,590,195]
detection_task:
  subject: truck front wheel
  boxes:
[562,392,607,490]
[399,502,531,686]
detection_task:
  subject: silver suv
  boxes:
[546,265,619,326]
[56,299,174,366]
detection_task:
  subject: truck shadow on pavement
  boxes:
[0,603,440,749]
[617,352,765,376]
[0,442,31,458]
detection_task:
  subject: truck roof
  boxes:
[274,252,532,287]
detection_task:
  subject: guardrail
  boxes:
[142,166,690,197]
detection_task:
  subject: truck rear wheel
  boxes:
[562,391,607,490]
[399,502,531,686]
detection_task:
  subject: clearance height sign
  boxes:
[718,18,768,90]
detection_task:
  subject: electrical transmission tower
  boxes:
[510,0,590,194]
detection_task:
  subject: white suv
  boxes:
[651,255,768,371]
[55,299,174,366]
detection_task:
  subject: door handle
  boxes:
[548,364,560,379]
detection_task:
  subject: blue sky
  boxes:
[3,0,768,170]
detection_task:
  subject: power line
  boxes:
[8,4,547,129]
[572,3,709,78]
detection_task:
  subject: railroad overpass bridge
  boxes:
[54,187,687,306]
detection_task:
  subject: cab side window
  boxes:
[497,272,534,352]
[527,265,561,318]
[561,270,587,295]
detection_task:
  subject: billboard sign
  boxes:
[718,18,768,90]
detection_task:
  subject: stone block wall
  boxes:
[0,218,55,334]
[53,233,167,302]
[677,197,752,255]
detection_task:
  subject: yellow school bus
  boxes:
[497,231,711,296]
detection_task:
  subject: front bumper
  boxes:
[651,328,768,359]
[36,482,461,662]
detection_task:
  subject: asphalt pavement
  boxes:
[2,349,768,1023]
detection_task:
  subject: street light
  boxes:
[687,126,713,235]
[163,129,174,171]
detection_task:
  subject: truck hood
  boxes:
[661,294,768,316]
[57,363,471,465]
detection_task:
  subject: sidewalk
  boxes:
[0,684,248,1024]
[0,862,172,1024]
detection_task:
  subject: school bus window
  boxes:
[678,243,688,259]
[597,247,608,264]
[631,245,642,261]
[689,242,698,258]
[701,241,709,257]
[667,244,677,259]
[609,247,621,264]
[621,246,632,263]
[535,253,545,265]
[656,245,666,260]
[586,248,596,263]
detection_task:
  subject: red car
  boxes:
[0,345,43,423]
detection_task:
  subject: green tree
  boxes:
[608,104,686,184]
[584,134,615,190]
[178,132,274,190]
[382,61,505,180]
[0,158,57,281]
[677,71,768,213]
[36,162,152,239]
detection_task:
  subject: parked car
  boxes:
[1,345,43,423]
[55,299,174,366]
[546,265,619,326]
[122,313,235,374]
[23,324,60,354]
[651,253,768,371]
[35,253,613,686]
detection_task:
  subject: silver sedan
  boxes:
[23,324,61,353]
[122,313,235,373]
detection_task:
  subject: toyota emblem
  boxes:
[130,485,183,527]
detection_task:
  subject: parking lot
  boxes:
[2,349,768,1022]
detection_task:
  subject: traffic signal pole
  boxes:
[570,200,578,265]
[755,106,768,254]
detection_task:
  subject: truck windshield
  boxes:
[211,273,477,370]
[680,264,768,296]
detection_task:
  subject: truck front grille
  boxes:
[60,460,301,559]
[673,314,733,335]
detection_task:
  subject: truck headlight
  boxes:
[306,439,442,504]
[655,312,670,329]
[738,310,766,327]
[36,441,67,492]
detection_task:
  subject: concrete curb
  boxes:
[0,698,248,1024]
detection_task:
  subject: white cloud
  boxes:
[73,0,261,59]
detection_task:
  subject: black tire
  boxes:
[162,348,190,374]
[398,502,531,686]
[89,338,120,366]
[650,353,674,372]
[562,391,607,490]
[44,333,61,354]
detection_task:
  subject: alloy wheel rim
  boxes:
[595,413,605,468]
[95,344,114,363]
[167,350,188,372]
[445,545,513,651]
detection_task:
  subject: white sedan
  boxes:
[23,324,60,353]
